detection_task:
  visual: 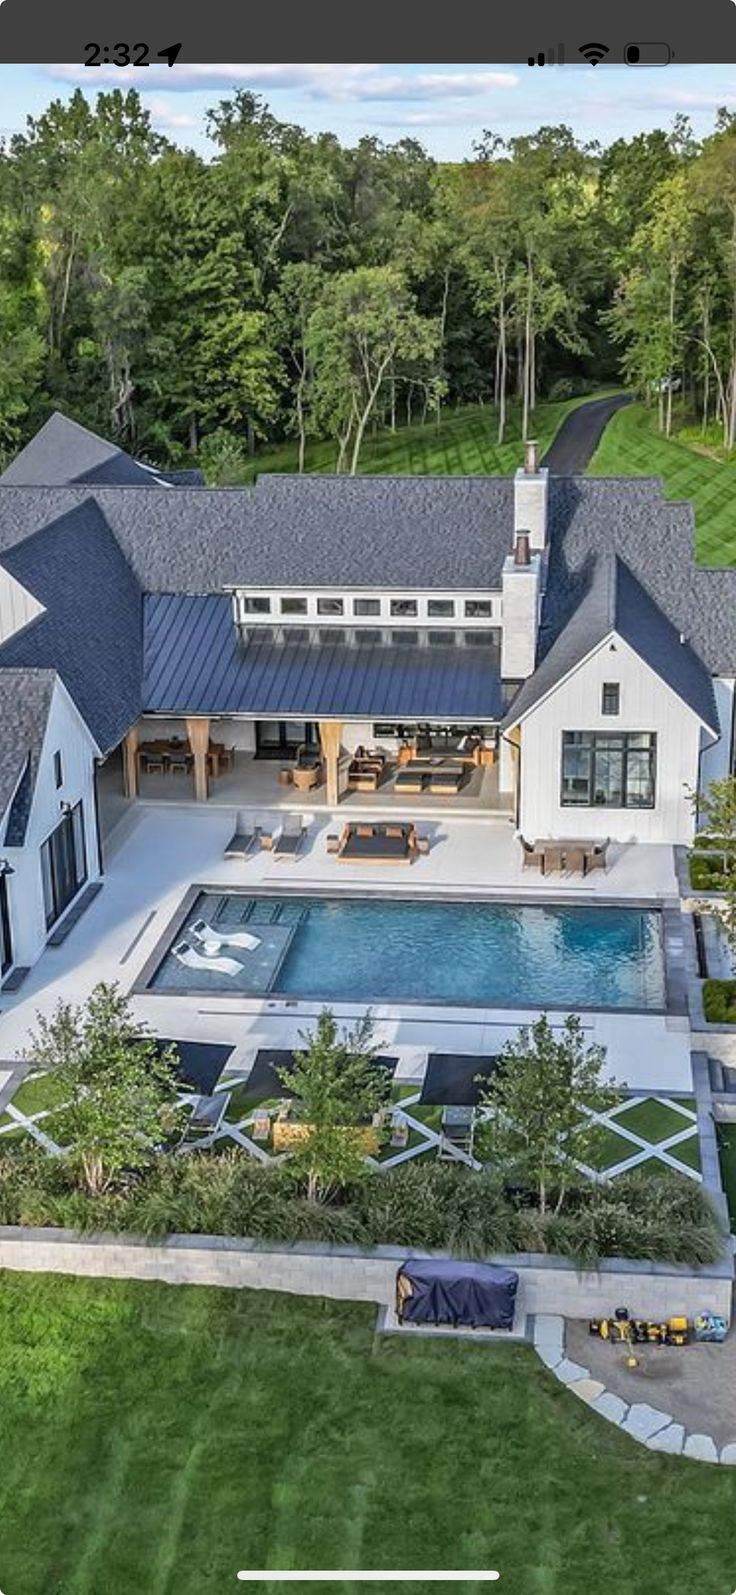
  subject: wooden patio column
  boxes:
[319,721,343,808]
[186,716,211,802]
[122,725,139,798]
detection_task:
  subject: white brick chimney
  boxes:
[501,531,541,679]
[514,438,549,552]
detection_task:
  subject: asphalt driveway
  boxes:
[542,393,631,474]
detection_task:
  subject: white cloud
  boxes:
[142,97,199,131]
[46,61,518,102]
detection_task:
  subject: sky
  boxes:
[0,62,734,155]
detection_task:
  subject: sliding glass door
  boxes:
[41,802,87,931]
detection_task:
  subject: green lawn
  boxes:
[2,1274,736,1595]
[613,1098,694,1146]
[717,1123,736,1225]
[588,401,736,565]
[239,390,620,483]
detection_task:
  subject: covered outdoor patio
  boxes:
[103,713,513,827]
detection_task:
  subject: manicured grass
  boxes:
[240,391,620,484]
[665,1137,702,1174]
[588,401,736,565]
[718,1123,736,1225]
[583,1125,637,1172]
[3,1274,736,1595]
[8,1069,69,1118]
[614,1098,693,1145]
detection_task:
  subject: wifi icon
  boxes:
[578,41,610,63]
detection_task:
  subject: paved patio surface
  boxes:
[566,1319,736,1450]
[0,805,690,1092]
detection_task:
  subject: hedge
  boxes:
[703,978,736,1025]
[0,1145,724,1269]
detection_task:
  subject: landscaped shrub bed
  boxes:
[0,1146,722,1268]
[689,855,732,891]
[703,978,736,1024]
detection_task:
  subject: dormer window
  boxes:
[280,597,308,616]
[602,683,620,716]
[242,595,270,615]
[390,599,418,617]
[428,599,455,618]
[465,600,493,619]
[317,598,344,616]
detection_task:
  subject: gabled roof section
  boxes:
[0,668,56,846]
[505,552,719,733]
[0,498,143,753]
[0,411,178,489]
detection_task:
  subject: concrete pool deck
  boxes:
[0,804,691,1092]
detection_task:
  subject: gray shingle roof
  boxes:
[144,594,504,720]
[0,474,516,593]
[544,476,736,677]
[0,669,56,845]
[505,551,719,731]
[0,499,143,754]
[0,411,175,489]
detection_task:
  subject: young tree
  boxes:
[269,261,323,471]
[277,1009,389,1201]
[24,983,184,1196]
[308,266,438,473]
[691,775,736,966]
[478,1014,615,1216]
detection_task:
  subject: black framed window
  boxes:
[390,598,418,617]
[280,596,308,615]
[0,873,12,976]
[41,802,87,930]
[353,598,381,617]
[465,599,493,618]
[241,595,271,615]
[428,599,455,618]
[601,682,620,716]
[561,732,656,809]
[53,751,63,789]
[317,597,344,616]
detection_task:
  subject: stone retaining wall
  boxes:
[0,1227,730,1323]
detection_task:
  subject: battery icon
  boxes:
[625,43,671,63]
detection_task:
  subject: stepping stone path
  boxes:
[532,1315,734,1465]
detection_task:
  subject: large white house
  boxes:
[0,410,732,982]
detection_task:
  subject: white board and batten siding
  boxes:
[0,568,44,646]
[517,635,708,845]
[3,680,101,968]
[700,676,736,788]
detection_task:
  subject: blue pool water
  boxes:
[150,894,666,1010]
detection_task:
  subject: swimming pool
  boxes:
[147,893,667,1010]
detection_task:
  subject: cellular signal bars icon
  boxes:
[527,44,566,65]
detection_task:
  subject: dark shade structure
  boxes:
[420,1053,499,1106]
[150,1038,235,1095]
[396,1259,518,1330]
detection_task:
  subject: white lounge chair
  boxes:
[172,941,241,978]
[189,919,261,952]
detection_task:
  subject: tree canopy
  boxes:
[2,89,735,467]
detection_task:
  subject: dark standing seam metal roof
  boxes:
[0,499,143,755]
[505,551,719,732]
[0,668,56,845]
[143,595,504,720]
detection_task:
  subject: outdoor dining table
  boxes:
[533,839,599,876]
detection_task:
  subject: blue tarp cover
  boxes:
[397,1258,518,1330]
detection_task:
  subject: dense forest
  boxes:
[2,88,736,476]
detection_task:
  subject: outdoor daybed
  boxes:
[329,821,429,863]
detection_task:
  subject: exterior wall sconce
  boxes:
[59,800,73,814]
[0,859,15,876]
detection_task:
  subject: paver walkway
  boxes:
[535,1315,736,1462]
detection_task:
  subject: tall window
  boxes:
[40,802,87,930]
[601,683,620,716]
[53,751,63,789]
[561,732,656,809]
